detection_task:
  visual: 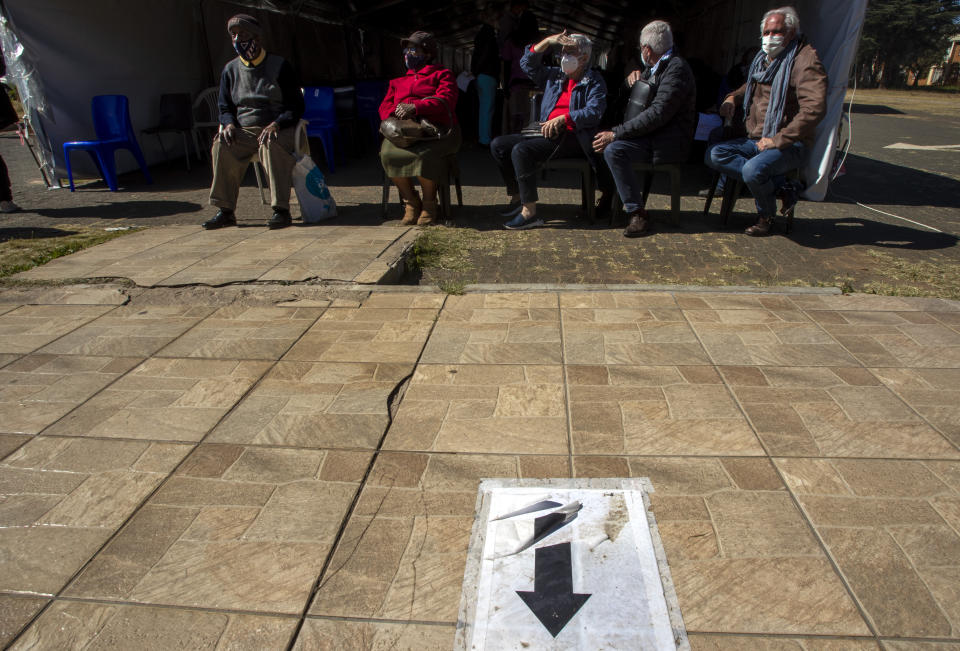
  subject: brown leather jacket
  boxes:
[726,40,827,149]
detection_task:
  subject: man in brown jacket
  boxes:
[706,6,827,236]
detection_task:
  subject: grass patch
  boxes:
[856,250,960,300]
[0,227,140,279]
[409,227,480,275]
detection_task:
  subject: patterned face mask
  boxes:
[234,38,261,61]
[404,49,427,71]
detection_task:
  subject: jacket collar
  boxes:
[406,63,441,76]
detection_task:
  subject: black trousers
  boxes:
[490,131,583,204]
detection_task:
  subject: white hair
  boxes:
[569,33,593,60]
[639,21,673,58]
[762,6,800,35]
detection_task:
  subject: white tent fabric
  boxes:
[799,0,867,200]
[3,0,209,178]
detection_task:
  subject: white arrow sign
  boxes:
[456,479,688,650]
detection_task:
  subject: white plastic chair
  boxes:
[191,86,219,161]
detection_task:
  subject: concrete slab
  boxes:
[11,224,420,287]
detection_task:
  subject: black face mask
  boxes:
[404,52,428,71]
[234,38,260,61]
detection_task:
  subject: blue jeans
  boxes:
[602,138,653,214]
[706,138,805,218]
[476,74,497,146]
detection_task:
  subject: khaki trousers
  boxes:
[209,125,296,211]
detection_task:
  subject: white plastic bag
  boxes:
[292,155,336,222]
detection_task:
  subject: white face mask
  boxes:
[761,34,785,59]
[640,48,652,69]
[560,54,580,75]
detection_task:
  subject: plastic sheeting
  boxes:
[798,0,867,200]
[0,11,56,184]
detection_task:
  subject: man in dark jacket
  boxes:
[706,6,827,236]
[203,14,304,230]
[592,21,696,237]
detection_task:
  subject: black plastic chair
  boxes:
[610,162,683,226]
[141,93,194,170]
[541,158,596,221]
[703,170,797,233]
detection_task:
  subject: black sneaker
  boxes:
[202,209,236,230]
[267,209,292,229]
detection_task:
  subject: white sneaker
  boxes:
[0,201,21,213]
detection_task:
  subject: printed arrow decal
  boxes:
[516,542,591,637]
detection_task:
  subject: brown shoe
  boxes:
[745,216,773,236]
[417,199,439,226]
[623,209,651,238]
[400,196,422,225]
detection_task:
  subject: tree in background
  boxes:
[856,0,959,87]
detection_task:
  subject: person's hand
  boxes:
[219,123,238,146]
[591,130,615,152]
[541,115,566,139]
[394,103,416,119]
[257,122,278,146]
[547,29,576,47]
[626,70,643,87]
[757,137,776,151]
[719,99,735,119]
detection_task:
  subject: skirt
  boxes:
[380,124,462,182]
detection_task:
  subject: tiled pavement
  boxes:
[10,224,419,287]
[1,288,959,649]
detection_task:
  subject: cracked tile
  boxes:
[384,364,568,453]
[208,361,410,448]
[157,305,323,360]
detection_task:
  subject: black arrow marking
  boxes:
[516,542,591,637]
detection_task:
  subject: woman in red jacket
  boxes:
[379,31,460,226]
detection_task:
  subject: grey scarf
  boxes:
[742,38,799,139]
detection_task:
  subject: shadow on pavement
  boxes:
[0,226,86,243]
[849,103,905,115]
[34,200,204,220]
[833,154,960,208]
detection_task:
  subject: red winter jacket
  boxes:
[378,64,459,127]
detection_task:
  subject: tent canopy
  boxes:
[1,0,864,199]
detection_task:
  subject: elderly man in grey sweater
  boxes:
[204,14,304,230]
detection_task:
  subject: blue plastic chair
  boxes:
[63,95,153,192]
[356,80,388,147]
[302,86,337,173]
